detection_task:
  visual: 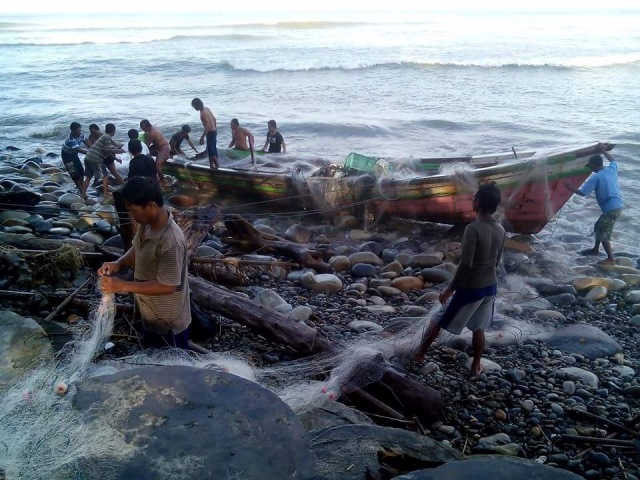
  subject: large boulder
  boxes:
[0,310,53,386]
[392,455,583,479]
[73,366,317,479]
[544,324,622,359]
[310,424,463,480]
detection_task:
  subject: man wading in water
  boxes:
[564,143,623,265]
[414,183,505,377]
[98,177,191,349]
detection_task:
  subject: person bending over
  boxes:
[169,124,199,157]
[414,183,505,377]
[81,123,125,198]
[98,176,191,349]
[140,119,170,184]
[564,143,623,265]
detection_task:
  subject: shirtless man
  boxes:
[191,98,219,169]
[86,124,102,148]
[140,119,170,184]
[228,118,255,164]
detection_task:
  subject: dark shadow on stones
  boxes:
[73,365,317,479]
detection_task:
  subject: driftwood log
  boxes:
[190,276,331,354]
[222,214,333,273]
[189,276,443,422]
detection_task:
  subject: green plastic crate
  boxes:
[343,152,379,172]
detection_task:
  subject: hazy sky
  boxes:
[3,0,639,14]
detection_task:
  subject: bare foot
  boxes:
[580,248,600,256]
[413,352,425,363]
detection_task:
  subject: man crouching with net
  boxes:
[414,183,505,377]
[98,176,191,349]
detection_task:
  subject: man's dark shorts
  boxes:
[61,150,84,181]
[142,327,189,350]
[595,208,622,242]
[206,130,218,158]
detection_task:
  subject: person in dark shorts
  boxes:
[98,177,191,350]
[191,97,218,169]
[564,142,623,265]
[259,119,287,153]
[414,183,505,377]
[169,124,199,157]
[127,139,159,181]
[61,122,89,191]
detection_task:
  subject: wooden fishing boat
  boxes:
[163,143,612,234]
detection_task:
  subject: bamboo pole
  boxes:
[43,277,93,322]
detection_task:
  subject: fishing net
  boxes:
[0,295,132,480]
[439,162,479,194]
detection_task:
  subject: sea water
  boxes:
[0,7,638,252]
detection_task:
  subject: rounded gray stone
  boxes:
[545,324,622,359]
[392,455,584,479]
[351,263,378,277]
[420,267,453,284]
[0,310,53,386]
[73,366,317,479]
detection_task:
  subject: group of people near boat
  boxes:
[94,129,621,374]
[61,97,287,199]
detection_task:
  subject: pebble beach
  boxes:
[2,5,640,479]
[1,140,640,479]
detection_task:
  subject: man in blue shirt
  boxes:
[565,143,623,265]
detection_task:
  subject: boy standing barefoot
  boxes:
[415,183,505,377]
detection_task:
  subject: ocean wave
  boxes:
[219,55,640,73]
[405,55,640,69]
[284,122,392,138]
[231,20,364,30]
[25,124,69,140]
[0,32,265,47]
[0,20,365,46]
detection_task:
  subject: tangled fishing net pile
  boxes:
[0,295,128,480]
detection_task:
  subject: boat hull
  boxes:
[164,144,606,234]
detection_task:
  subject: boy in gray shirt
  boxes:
[415,183,505,377]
